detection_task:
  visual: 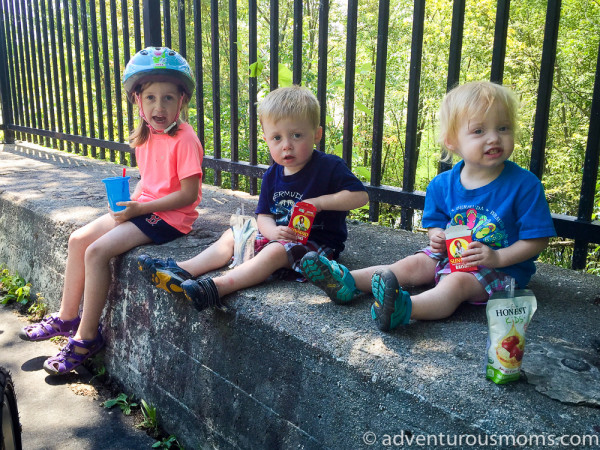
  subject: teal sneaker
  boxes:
[370,269,412,331]
[137,254,193,295]
[300,252,360,304]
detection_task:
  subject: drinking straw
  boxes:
[123,168,126,177]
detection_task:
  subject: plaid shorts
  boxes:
[419,246,513,302]
[254,232,337,280]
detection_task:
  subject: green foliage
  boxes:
[152,435,184,449]
[102,393,138,416]
[137,399,159,434]
[26,293,49,322]
[0,265,31,305]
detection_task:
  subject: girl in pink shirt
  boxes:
[19,47,203,375]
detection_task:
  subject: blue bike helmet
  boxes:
[122,47,195,99]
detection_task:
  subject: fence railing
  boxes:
[0,0,599,270]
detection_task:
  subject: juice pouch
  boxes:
[485,289,537,384]
[445,225,477,272]
[229,209,257,268]
[289,201,317,244]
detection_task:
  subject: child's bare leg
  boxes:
[213,242,290,297]
[351,253,438,292]
[58,214,120,321]
[75,221,151,340]
[410,272,487,320]
[177,229,235,276]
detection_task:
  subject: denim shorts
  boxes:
[130,213,185,244]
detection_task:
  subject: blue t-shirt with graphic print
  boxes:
[255,150,366,255]
[422,160,556,288]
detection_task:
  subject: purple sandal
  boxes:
[43,329,105,376]
[18,313,80,342]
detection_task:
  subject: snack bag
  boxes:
[289,201,316,244]
[445,225,477,272]
[229,207,257,268]
[485,287,537,384]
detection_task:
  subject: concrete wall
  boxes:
[2,143,599,449]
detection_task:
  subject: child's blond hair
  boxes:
[128,79,191,148]
[258,85,320,130]
[438,81,519,158]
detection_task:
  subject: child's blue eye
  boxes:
[499,126,509,132]
[273,136,281,141]
[293,133,302,138]
[473,129,483,134]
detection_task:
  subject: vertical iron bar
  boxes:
[55,0,70,151]
[22,0,38,144]
[111,0,125,162]
[229,0,239,190]
[490,0,510,84]
[143,0,161,47]
[529,0,561,179]
[5,0,20,141]
[41,0,57,146]
[0,0,15,143]
[342,0,358,166]
[63,0,80,154]
[48,0,65,149]
[440,0,465,173]
[133,0,142,51]
[90,0,104,159]
[35,0,50,146]
[572,41,600,270]
[163,0,171,48]
[122,0,134,152]
[99,0,114,161]
[293,0,302,85]
[269,0,278,90]
[400,0,425,230]
[193,0,205,146]
[178,0,185,57]
[81,0,95,157]
[316,0,329,153]
[74,0,88,156]
[249,0,258,195]
[210,0,221,186]
[15,0,30,136]
[24,2,42,144]
[368,0,390,223]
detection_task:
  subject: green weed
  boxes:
[26,293,48,321]
[101,393,138,415]
[152,435,184,449]
[0,265,31,305]
[137,399,159,434]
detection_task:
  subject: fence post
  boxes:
[143,0,162,47]
[0,5,15,144]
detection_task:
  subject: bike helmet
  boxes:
[122,46,195,98]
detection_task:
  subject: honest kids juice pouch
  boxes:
[485,288,537,384]
[445,225,477,272]
[289,201,316,244]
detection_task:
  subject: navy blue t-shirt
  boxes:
[423,160,556,287]
[255,150,366,254]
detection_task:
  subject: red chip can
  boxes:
[445,225,477,272]
[289,201,317,244]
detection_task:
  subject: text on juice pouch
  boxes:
[445,225,477,272]
[289,201,316,244]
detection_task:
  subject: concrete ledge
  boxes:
[2,143,599,449]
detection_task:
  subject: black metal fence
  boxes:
[0,0,599,270]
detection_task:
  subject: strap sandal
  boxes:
[43,328,105,376]
[18,313,81,342]
[181,277,228,312]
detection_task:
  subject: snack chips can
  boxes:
[289,201,316,244]
[445,225,477,272]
